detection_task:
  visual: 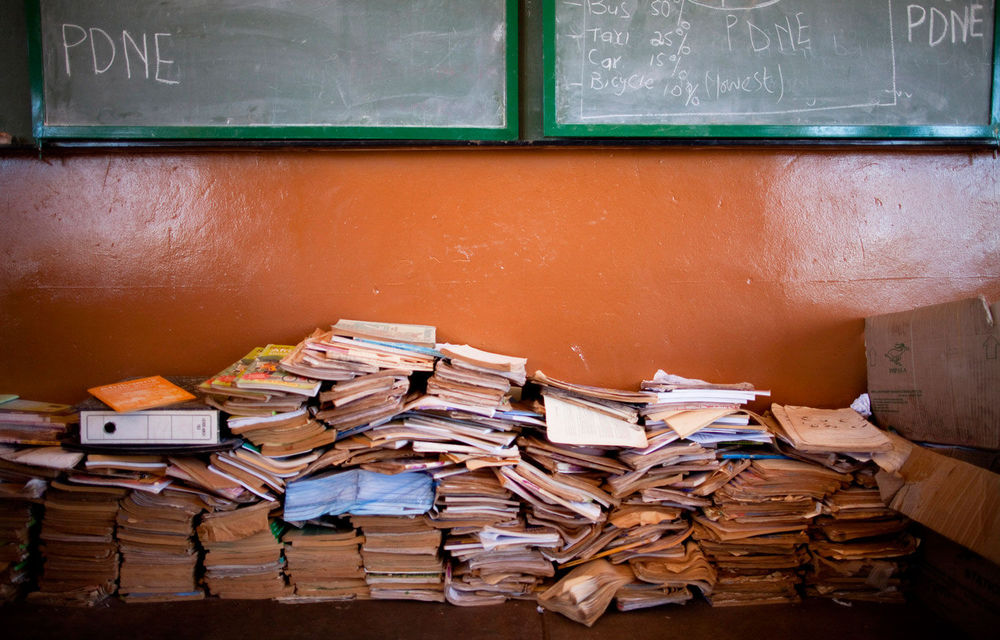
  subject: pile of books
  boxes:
[0,499,36,601]
[537,558,636,626]
[226,408,334,459]
[427,344,527,412]
[693,458,851,606]
[116,489,206,602]
[312,370,410,438]
[354,515,446,602]
[0,399,78,446]
[28,481,125,606]
[805,476,917,602]
[282,524,368,601]
[0,320,927,626]
[625,539,714,610]
[197,502,289,599]
[444,519,557,605]
[200,345,320,417]
[281,323,437,382]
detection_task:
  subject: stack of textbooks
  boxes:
[443,520,557,605]
[0,399,78,446]
[693,458,852,606]
[200,346,320,416]
[282,524,369,601]
[312,370,410,437]
[0,321,929,626]
[354,515,445,602]
[426,344,527,412]
[116,489,206,602]
[226,408,334,459]
[805,477,917,602]
[208,445,318,503]
[280,322,437,382]
[28,481,125,606]
[197,502,289,599]
[624,540,715,610]
[0,499,37,601]
[537,558,635,627]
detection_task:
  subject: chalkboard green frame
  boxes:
[543,0,1000,143]
[27,0,519,142]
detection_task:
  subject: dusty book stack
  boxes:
[443,519,557,605]
[0,444,56,602]
[282,525,369,601]
[116,489,206,602]
[200,345,320,418]
[0,399,78,446]
[0,318,950,627]
[354,515,446,602]
[0,499,37,601]
[28,481,126,606]
[433,470,543,605]
[197,502,289,600]
[805,476,918,602]
[693,458,850,606]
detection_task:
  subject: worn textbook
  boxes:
[0,399,78,445]
[88,376,196,413]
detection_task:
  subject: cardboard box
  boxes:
[913,528,1000,640]
[918,442,1000,474]
[865,296,1000,449]
[876,434,1000,567]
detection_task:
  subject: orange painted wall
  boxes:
[1,148,997,410]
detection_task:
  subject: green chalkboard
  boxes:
[30,0,517,141]
[545,0,1000,141]
[0,0,33,145]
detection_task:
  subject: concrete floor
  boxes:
[0,597,960,640]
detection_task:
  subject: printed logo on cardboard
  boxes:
[885,342,909,373]
[986,336,999,361]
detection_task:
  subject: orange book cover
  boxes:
[87,376,196,413]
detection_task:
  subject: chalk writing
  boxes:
[553,0,995,127]
[61,24,179,85]
[906,2,987,45]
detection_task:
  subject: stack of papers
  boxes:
[0,399,78,446]
[166,456,250,503]
[428,468,520,529]
[430,468,555,605]
[627,540,716,605]
[227,408,335,458]
[692,459,853,606]
[537,559,635,627]
[443,518,558,605]
[497,460,616,524]
[640,371,770,441]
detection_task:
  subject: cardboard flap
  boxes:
[877,436,1000,566]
